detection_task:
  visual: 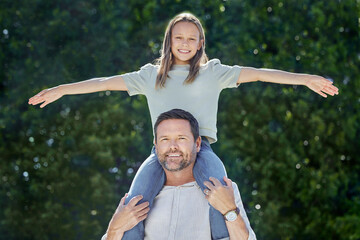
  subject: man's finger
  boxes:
[118,193,128,206]
[209,177,222,187]
[134,201,149,211]
[128,195,143,207]
[224,176,233,187]
[203,181,215,190]
[137,206,150,217]
[137,213,148,222]
[204,189,210,195]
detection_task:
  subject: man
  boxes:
[102,109,256,240]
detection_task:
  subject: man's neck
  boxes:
[164,167,196,186]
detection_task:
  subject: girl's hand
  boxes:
[203,177,237,214]
[106,194,150,238]
[28,86,64,108]
[303,75,339,98]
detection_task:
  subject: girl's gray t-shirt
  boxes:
[122,59,242,144]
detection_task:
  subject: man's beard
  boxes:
[157,146,197,172]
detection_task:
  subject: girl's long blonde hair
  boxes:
[155,13,208,89]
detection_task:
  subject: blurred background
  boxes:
[0,0,359,239]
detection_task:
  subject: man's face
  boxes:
[155,119,201,172]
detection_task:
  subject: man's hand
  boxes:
[203,176,237,214]
[105,194,150,240]
[204,177,251,240]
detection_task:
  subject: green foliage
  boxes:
[1,0,359,239]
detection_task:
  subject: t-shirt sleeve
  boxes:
[210,59,242,89]
[121,63,155,96]
[233,182,257,240]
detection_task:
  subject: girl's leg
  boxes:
[122,147,165,240]
[193,137,229,240]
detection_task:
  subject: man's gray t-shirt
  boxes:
[122,59,242,143]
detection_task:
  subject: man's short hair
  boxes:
[154,109,199,142]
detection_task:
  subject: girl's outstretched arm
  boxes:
[28,75,127,108]
[237,67,339,98]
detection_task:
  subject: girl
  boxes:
[29,12,338,240]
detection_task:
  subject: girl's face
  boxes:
[171,21,203,65]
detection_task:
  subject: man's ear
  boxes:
[196,136,201,152]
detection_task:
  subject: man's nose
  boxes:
[169,140,179,150]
